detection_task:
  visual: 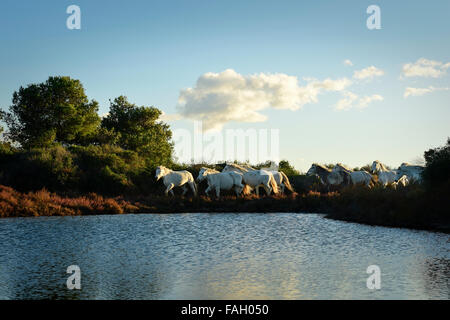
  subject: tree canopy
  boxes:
[1,76,100,148]
[423,138,450,187]
[279,160,300,176]
[101,96,173,165]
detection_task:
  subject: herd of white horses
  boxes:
[155,163,293,197]
[307,161,424,189]
[154,161,424,197]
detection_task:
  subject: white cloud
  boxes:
[159,111,182,122]
[404,86,450,98]
[177,69,352,130]
[353,66,384,80]
[359,94,384,107]
[335,92,383,111]
[402,58,450,78]
[335,91,358,111]
[343,59,353,66]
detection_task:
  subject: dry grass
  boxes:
[0,185,139,218]
[0,183,448,233]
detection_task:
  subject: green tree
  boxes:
[423,138,450,187]
[101,96,173,165]
[279,160,300,176]
[1,76,101,148]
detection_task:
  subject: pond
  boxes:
[0,213,448,299]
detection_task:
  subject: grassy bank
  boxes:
[1,184,448,233]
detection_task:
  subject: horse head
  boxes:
[155,166,168,181]
[371,160,381,173]
[196,167,209,182]
[306,164,318,176]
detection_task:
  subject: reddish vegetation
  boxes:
[0,185,139,217]
[0,184,336,218]
[0,184,448,234]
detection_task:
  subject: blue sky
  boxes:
[1,0,449,171]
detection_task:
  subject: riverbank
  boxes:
[1,184,449,233]
[326,185,450,233]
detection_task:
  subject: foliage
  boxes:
[423,138,450,187]
[0,185,138,218]
[69,144,147,195]
[0,144,157,195]
[279,160,300,176]
[1,76,101,148]
[0,144,77,192]
[101,96,173,166]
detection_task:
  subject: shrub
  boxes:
[423,138,450,188]
[0,144,77,192]
[70,144,145,195]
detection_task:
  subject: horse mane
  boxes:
[313,163,331,173]
[241,164,256,171]
[225,163,250,172]
[336,163,353,172]
[373,160,388,172]
[201,167,219,174]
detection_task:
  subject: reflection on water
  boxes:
[0,213,448,299]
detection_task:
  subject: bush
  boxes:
[70,144,146,195]
[423,138,450,188]
[0,144,77,192]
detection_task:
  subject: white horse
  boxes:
[197,167,244,197]
[222,164,279,196]
[334,164,374,187]
[259,163,295,193]
[155,166,197,196]
[224,163,293,193]
[371,160,398,187]
[271,171,295,193]
[392,175,409,189]
[397,163,424,183]
[306,164,332,186]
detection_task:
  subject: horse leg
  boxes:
[165,183,175,196]
[205,185,211,197]
[189,182,197,196]
[215,186,220,199]
[234,184,243,197]
[255,185,260,197]
[238,183,244,195]
[264,184,271,196]
[181,185,188,196]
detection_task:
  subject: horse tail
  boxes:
[280,171,294,193]
[242,184,252,195]
[193,180,198,195]
[189,172,198,196]
[370,176,377,187]
[269,174,278,195]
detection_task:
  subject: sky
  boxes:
[0,0,449,172]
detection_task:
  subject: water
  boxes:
[0,213,448,300]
